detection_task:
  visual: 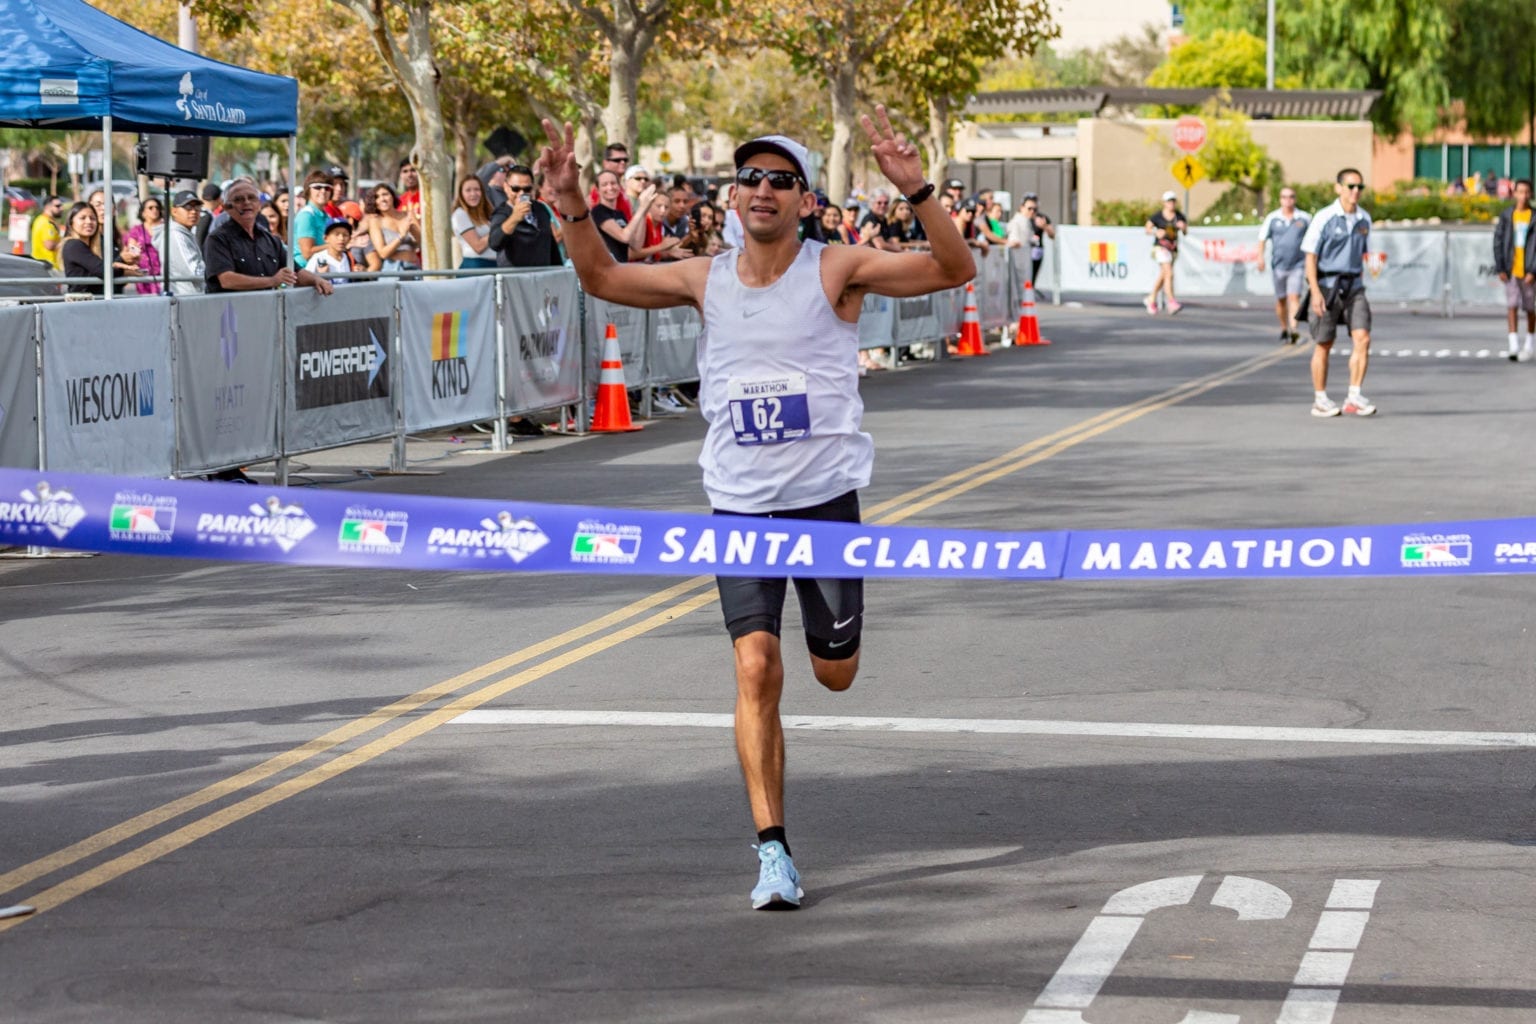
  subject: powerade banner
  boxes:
[503,270,581,410]
[0,305,39,470]
[40,297,175,477]
[174,293,282,474]
[283,283,396,452]
[400,276,498,431]
[7,468,1536,583]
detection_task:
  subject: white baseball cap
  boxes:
[734,135,812,187]
[623,164,651,180]
[1161,190,1178,202]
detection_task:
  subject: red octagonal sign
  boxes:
[1174,116,1206,153]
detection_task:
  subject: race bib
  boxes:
[727,374,810,446]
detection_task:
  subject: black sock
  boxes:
[757,826,790,856]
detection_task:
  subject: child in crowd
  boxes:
[306,219,356,284]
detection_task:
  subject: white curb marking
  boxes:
[449,710,1536,748]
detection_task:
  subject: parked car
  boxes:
[0,252,60,299]
[3,186,38,214]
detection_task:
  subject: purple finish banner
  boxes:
[1,469,1534,582]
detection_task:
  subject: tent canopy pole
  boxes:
[102,115,113,299]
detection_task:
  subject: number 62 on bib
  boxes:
[727,374,811,446]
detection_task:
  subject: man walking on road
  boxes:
[1257,188,1310,343]
[1303,168,1376,417]
[537,106,975,910]
[1493,178,1536,362]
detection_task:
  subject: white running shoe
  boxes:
[1311,395,1341,418]
[1521,348,1533,363]
[1341,393,1377,416]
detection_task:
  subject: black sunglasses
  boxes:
[736,166,803,191]
[1342,182,1365,190]
[507,185,533,194]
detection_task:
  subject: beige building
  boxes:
[954,117,1375,224]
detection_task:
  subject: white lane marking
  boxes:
[1293,951,1357,987]
[1326,879,1380,909]
[1277,878,1380,1024]
[449,710,1536,748]
[1276,987,1342,1024]
[1211,875,1291,920]
[1032,916,1144,1009]
[1102,875,1203,915]
[1308,910,1371,950]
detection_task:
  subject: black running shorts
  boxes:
[1311,279,1372,342]
[713,490,864,661]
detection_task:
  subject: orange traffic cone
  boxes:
[590,323,643,432]
[10,240,24,256]
[955,282,988,357]
[1015,280,1051,346]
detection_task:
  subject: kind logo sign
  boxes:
[1088,241,1128,279]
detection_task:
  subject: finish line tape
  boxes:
[0,468,1532,581]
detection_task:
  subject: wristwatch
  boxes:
[558,206,591,223]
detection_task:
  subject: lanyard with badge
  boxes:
[727,374,810,445]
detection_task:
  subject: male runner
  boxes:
[536,107,975,909]
[1302,168,1375,417]
[1493,178,1536,361]
[1257,188,1310,344]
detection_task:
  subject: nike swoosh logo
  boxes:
[744,306,771,318]
[827,638,851,648]
[832,616,857,630]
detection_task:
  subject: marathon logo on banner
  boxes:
[294,319,391,410]
[65,369,155,426]
[9,468,1536,584]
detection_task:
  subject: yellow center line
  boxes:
[0,342,1301,929]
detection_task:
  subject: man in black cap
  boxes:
[325,165,350,216]
[165,190,206,296]
[942,178,966,207]
[538,107,975,911]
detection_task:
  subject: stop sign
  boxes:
[1174,116,1206,153]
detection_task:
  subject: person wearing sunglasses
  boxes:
[537,105,974,912]
[292,169,337,265]
[486,165,560,268]
[1301,168,1376,417]
[1257,187,1312,344]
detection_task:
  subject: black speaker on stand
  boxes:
[135,134,211,292]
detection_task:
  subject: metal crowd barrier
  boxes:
[0,249,1032,477]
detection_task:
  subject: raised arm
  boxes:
[536,119,705,309]
[834,105,975,300]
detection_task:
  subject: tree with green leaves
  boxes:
[1146,29,1268,90]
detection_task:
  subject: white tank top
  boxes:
[697,241,873,513]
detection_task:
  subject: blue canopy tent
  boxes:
[0,0,300,293]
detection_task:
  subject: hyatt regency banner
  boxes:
[174,293,282,474]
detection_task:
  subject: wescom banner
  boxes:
[40,298,175,477]
[5,468,1536,583]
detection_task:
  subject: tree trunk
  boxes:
[602,11,658,153]
[925,95,951,184]
[826,63,858,200]
[451,114,474,183]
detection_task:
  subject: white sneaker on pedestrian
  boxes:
[1311,395,1341,418]
[1341,392,1377,416]
[1521,348,1533,363]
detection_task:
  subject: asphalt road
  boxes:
[2,302,1534,1024]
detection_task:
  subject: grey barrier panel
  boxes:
[979,248,1011,328]
[649,304,702,383]
[1176,227,1269,298]
[0,306,39,469]
[583,296,648,394]
[40,298,175,477]
[1448,231,1503,309]
[1362,230,1446,305]
[399,276,499,432]
[503,270,581,411]
[282,282,396,453]
[857,293,895,350]
[174,293,282,474]
[894,292,941,344]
